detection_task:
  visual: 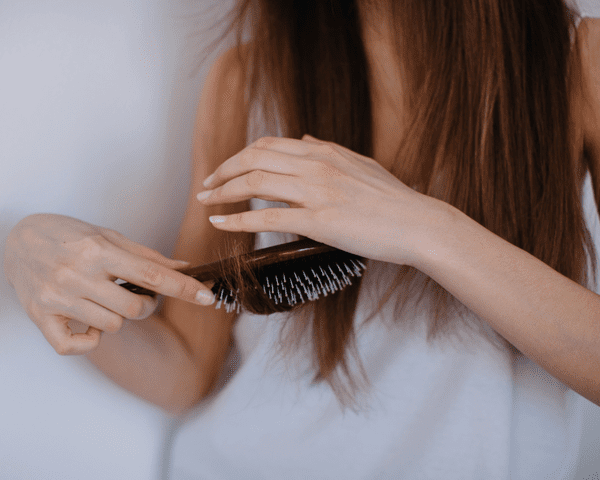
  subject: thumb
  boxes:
[99,228,190,269]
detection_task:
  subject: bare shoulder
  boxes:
[578,17,600,90]
[576,17,600,213]
[194,43,252,165]
[578,18,600,160]
[175,41,256,265]
[578,16,600,43]
[159,43,255,401]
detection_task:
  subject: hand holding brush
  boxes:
[119,238,367,315]
[120,133,430,315]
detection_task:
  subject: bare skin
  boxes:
[4,11,600,412]
[3,46,253,414]
[194,19,600,407]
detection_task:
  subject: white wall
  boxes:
[0,0,222,264]
[0,1,234,479]
[580,0,600,16]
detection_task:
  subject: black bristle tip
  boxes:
[211,251,367,315]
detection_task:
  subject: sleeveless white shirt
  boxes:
[167,24,598,477]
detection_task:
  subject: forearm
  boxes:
[85,312,205,416]
[410,199,600,406]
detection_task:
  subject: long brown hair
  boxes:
[198,0,597,406]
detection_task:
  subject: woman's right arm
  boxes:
[3,44,253,415]
[86,44,254,414]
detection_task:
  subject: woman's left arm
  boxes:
[198,21,600,407]
[582,18,600,208]
[419,17,600,408]
[412,199,600,407]
[200,133,600,408]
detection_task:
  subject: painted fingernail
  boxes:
[209,216,226,223]
[196,190,212,201]
[196,290,215,305]
[203,173,215,188]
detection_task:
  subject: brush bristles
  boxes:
[211,251,367,315]
[116,241,368,315]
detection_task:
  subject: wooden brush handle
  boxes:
[119,238,337,296]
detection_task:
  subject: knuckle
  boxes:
[255,136,276,149]
[171,280,187,299]
[26,300,40,319]
[53,265,76,286]
[208,186,222,202]
[55,341,73,356]
[125,296,146,319]
[27,300,47,322]
[104,314,124,333]
[229,213,245,230]
[141,264,163,287]
[100,227,120,239]
[317,161,342,179]
[246,170,266,189]
[317,143,336,157]
[305,159,323,175]
[264,209,281,225]
[145,246,164,260]
[38,284,59,307]
[240,149,258,168]
[89,334,102,350]
[77,236,105,260]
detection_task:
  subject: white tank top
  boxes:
[167,25,597,478]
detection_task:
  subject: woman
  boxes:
[4,0,600,477]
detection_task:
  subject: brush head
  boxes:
[117,239,367,315]
[211,249,367,315]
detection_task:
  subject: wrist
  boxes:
[408,197,463,275]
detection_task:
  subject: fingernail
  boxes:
[196,190,212,201]
[209,216,226,223]
[203,173,214,188]
[196,290,215,305]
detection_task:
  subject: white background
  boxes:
[1,1,599,479]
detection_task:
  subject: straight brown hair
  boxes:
[197,0,597,407]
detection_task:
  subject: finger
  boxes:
[99,228,190,269]
[253,136,315,155]
[198,171,304,207]
[301,134,322,143]
[302,134,374,165]
[204,137,324,188]
[306,135,375,165]
[47,259,161,319]
[41,315,102,355]
[82,279,159,320]
[74,298,129,331]
[104,248,215,306]
[209,207,310,236]
[203,141,314,189]
[32,286,127,334]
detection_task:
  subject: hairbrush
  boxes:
[118,238,367,315]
